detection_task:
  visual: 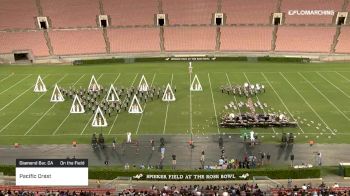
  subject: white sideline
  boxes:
[280,72,335,135]
[261,73,304,133]
[207,73,220,134]
[107,73,138,135]
[317,72,350,99]
[162,74,174,135]
[0,74,32,95]
[135,73,157,135]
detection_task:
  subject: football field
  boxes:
[0,61,350,145]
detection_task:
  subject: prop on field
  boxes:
[162,83,176,102]
[88,75,100,92]
[128,95,143,114]
[91,107,107,127]
[281,132,294,146]
[190,74,203,91]
[220,82,265,97]
[70,95,85,114]
[127,132,132,143]
[50,84,64,102]
[138,75,149,92]
[105,84,120,102]
[34,75,47,92]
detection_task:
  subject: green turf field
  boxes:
[0,61,350,145]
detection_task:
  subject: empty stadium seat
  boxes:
[103,0,158,26]
[0,0,37,30]
[275,26,336,53]
[281,0,343,24]
[164,27,216,51]
[0,31,49,57]
[336,27,350,53]
[220,27,273,51]
[222,0,277,24]
[108,28,160,53]
[163,0,217,25]
[41,0,100,28]
[49,29,106,55]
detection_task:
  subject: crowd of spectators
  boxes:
[0,189,112,196]
[272,182,350,196]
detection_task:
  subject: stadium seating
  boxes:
[164,27,216,51]
[163,0,217,25]
[222,0,277,24]
[0,31,49,57]
[41,0,100,28]
[275,26,336,53]
[220,27,273,51]
[49,29,106,55]
[0,0,37,30]
[336,27,350,54]
[108,28,160,53]
[103,0,158,26]
[281,0,343,24]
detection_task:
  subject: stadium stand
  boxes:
[49,29,106,55]
[222,0,277,24]
[281,0,343,24]
[41,0,100,28]
[103,0,158,26]
[162,0,217,25]
[164,27,216,51]
[0,0,37,30]
[336,27,350,54]
[220,26,273,51]
[275,26,336,53]
[108,28,160,53]
[0,31,49,57]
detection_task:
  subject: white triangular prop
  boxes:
[34,75,47,92]
[138,75,149,92]
[70,95,85,114]
[128,95,143,114]
[92,107,108,127]
[106,84,120,102]
[88,75,100,92]
[190,74,202,91]
[50,84,64,102]
[162,83,176,102]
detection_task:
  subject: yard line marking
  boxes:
[0,75,67,134]
[162,74,174,135]
[25,74,85,136]
[280,72,335,135]
[135,73,157,135]
[261,73,304,133]
[108,73,138,135]
[317,72,350,99]
[335,71,350,83]
[299,72,350,122]
[243,72,276,134]
[0,74,32,95]
[0,75,50,113]
[208,73,220,134]
[189,74,193,135]
[225,73,242,115]
[80,73,120,135]
[0,73,14,83]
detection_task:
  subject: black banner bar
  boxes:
[16,159,88,168]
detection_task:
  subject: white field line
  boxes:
[261,73,305,133]
[0,73,14,83]
[162,74,174,135]
[0,75,50,113]
[0,75,67,134]
[225,73,242,115]
[317,72,350,99]
[207,73,220,134]
[80,73,122,135]
[25,74,85,136]
[299,72,350,122]
[335,71,350,83]
[0,74,32,95]
[243,72,276,134]
[107,73,139,135]
[135,73,157,135]
[280,72,335,135]
[189,74,193,135]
